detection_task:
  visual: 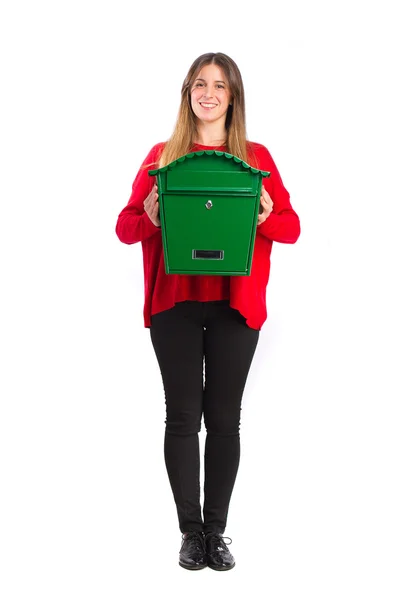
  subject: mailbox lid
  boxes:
[166,169,258,194]
[149,150,270,196]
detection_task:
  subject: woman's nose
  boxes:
[201,87,212,99]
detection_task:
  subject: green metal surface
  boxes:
[149,151,270,276]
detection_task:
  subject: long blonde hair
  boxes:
[157,53,254,168]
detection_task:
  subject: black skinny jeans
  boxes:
[150,300,259,534]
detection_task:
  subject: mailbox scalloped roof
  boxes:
[148,150,270,177]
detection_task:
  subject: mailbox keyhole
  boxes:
[205,200,213,209]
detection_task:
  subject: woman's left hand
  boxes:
[257,186,274,226]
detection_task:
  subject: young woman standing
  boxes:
[116,52,300,570]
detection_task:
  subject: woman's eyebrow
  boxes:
[194,78,226,84]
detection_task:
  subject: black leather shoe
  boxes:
[179,531,207,570]
[205,533,235,571]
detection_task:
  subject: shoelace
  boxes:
[181,531,206,552]
[205,534,232,553]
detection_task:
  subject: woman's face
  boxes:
[190,63,231,127]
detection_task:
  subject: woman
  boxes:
[115,52,300,571]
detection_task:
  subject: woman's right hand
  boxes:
[143,184,160,227]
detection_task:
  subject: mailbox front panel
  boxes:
[161,194,258,275]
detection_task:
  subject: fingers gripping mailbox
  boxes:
[148,150,270,276]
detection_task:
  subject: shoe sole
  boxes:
[207,562,236,571]
[179,562,208,570]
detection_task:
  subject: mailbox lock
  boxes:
[205,200,213,209]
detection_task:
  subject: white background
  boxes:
[1,0,399,598]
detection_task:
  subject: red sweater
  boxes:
[115,142,300,330]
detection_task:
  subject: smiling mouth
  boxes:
[199,103,217,108]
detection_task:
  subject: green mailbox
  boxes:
[149,150,270,276]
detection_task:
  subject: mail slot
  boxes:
[193,250,224,260]
[149,150,270,276]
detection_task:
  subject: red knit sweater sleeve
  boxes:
[115,143,165,244]
[254,144,301,244]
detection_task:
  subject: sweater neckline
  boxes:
[192,143,226,150]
